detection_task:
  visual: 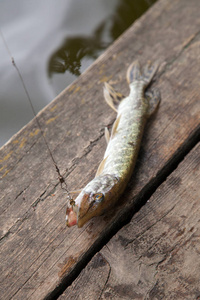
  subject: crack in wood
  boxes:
[98,254,111,300]
[52,126,200,299]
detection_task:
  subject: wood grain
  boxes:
[60,142,200,299]
[0,0,200,299]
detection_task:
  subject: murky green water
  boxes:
[0,0,157,146]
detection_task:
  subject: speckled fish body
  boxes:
[102,81,148,182]
[66,61,160,227]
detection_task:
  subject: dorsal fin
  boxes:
[95,157,107,177]
[104,127,110,144]
[111,114,121,138]
[103,82,124,112]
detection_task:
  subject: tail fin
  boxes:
[127,60,158,87]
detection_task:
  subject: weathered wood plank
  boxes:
[59,252,111,300]
[0,0,200,299]
[60,142,200,300]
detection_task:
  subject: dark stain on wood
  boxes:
[104,284,143,299]
[174,227,186,238]
[117,234,132,247]
[149,281,165,300]
[90,253,107,269]
[58,256,77,278]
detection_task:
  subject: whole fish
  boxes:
[66,61,160,227]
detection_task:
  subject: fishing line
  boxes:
[0,29,74,206]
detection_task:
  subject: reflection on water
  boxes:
[49,0,156,77]
[49,31,107,77]
[0,0,156,147]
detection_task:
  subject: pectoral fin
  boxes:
[103,82,124,112]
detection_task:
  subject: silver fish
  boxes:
[66,61,160,227]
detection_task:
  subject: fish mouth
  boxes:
[66,206,92,228]
[66,192,93,228]
[77,199,105,227]
[66,205,78,227]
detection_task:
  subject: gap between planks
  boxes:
[47,126,200,300]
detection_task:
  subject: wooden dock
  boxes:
[1,0,200,299]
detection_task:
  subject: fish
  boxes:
[66,60,161,227]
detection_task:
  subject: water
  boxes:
[0,0,156,147]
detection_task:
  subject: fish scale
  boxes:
[103,90,148,177]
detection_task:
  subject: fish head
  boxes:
[66,174,119,228]
[77,191,106,227]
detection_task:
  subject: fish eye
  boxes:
[93,193,104,202]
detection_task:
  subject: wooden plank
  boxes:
[59,252,111,300]
[0,0,200,298]
[60,142,200,299]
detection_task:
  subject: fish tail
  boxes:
[127,60,158,87]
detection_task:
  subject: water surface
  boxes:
[0,0,156,147]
